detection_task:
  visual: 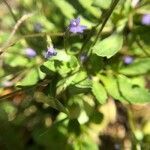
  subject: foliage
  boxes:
[0,0,150,149]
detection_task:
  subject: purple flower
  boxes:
[45,47,57,59]
[25,48,37,58]
[69,17,87,33]
[141,14,150,25]
[123,56,133,64]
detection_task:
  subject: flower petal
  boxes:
[75,17,80,25]
[69,26,78,33]
[70,17,80,27]
[45,47,57,59]
[142,14,150,25]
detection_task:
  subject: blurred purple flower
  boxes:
[69,17,87,33]
[45,47,57,59]
[141,14,150,25]
[25,48,37,58]
[123,56,133,64]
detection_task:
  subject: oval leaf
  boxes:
[100,75,126,102]
[93,33,123,58]
[118,75,150,103]
[92,0,112,9]
[17,69,39,86]
[119,58,150,76]
[92,81,107,104]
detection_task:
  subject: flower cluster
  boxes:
[26,17,87,59]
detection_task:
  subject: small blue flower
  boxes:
[25,48,37,58]
[123,56,133,64]
[141,14,150,25]
[45,47,57,59]
[69,17,87,33]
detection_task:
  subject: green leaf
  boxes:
[100,75,125,102]
[71,71,92,88]
[67,95,83,119]
[5,55,28,67]
[54,51,79,76]
[40,51,79,77]
[32,122,68,149]
[92,81,107,104]
[78,0,100,18]
[75,135,99,150]
[51,0,76,19]
[68,103,81,119]
[53,50,72,62]
[119,58,150,76]
[92,0,112,9]
[40,60,56,75]
[68,119,81,135]
[55,61,72,77]
[93,33,123,58]
[137,5,150,16]
[17,69,39,86]
[35,92,69,115]
[56,74,76,95]
[118,75,150,103]
[90,111,103,124]
[37,67,46,80]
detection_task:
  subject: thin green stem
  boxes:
[79,26,96,55]
[80,0,121,58]
[23,32,64,38]
[64,29,70,52]
[85,0,121,58]
[0,32,65,54]
[92,0,120,47]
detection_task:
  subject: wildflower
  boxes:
[25,48,37,58]
[123,56,133,64]
[45,47,57,59]
[141,14,150,25]
[131,0,139,8]
[69,17,87,33]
